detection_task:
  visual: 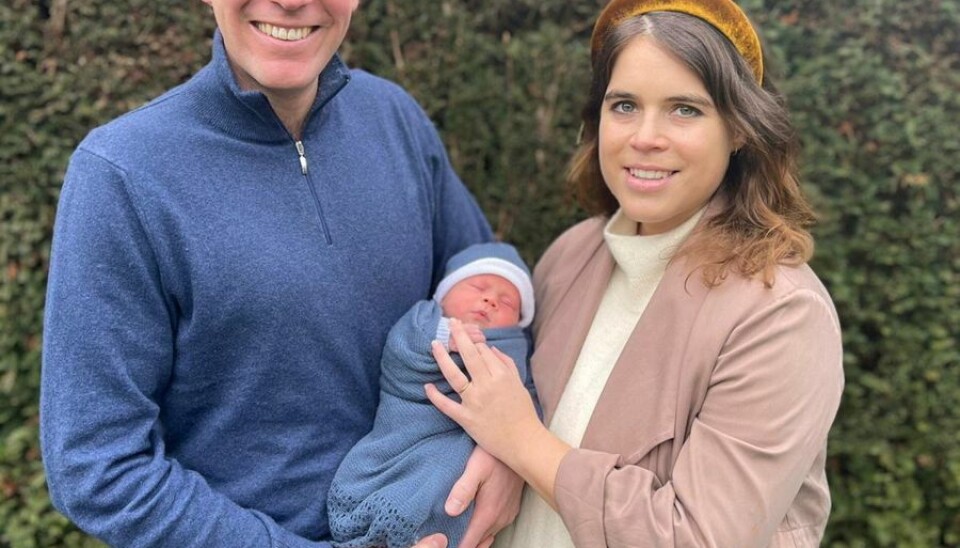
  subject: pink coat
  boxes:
[531,216,844,547]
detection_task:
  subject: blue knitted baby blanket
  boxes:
[328,300,529,548]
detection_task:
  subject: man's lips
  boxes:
[253,22,318,42]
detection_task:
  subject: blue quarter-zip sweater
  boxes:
[41,33,492,548]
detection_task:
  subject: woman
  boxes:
[425,0,844,546]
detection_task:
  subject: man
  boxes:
[41,1,520,546]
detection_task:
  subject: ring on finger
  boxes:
[457,381,472,395]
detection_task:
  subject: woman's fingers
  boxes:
[469,341,521,384]
[427,339,476,429]
[449,319,492,380]
[431,340,471,394]
[425,382,465,426]
[488,346,520,377]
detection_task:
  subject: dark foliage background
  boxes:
[1,0,957,546]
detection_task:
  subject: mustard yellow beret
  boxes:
[591,0,764,84]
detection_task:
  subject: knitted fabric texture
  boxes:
[592,0,764,83]
[40,30,493,546]
[328,300,530,548]
[432,242,535,328]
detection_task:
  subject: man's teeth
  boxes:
[256,23,314,41]
[629,169,672,180]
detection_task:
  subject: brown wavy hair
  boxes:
[570,12,815,287]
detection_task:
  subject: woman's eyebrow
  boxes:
[603,90,636,102]
[603,90,715,108]
[667,93,714,108]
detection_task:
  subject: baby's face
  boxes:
[441,274,521,328]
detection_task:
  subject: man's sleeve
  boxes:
[410,103,493,290]
[40,149,329,548]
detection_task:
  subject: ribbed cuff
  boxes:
[435,317,452,349]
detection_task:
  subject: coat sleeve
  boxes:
[40,149,328,548]
[552,286,844,548]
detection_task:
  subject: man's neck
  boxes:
[225,55,319,140]
[266,86,318,140]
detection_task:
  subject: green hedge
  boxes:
[1,0,957,546]
[774,2,960,545]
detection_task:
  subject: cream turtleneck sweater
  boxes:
[496,208,704,548]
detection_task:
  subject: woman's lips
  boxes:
[625,167,676,192]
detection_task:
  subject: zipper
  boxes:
[296,141,309,175]
[295,140,333,245]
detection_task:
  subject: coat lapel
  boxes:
[531,240,614,426]
[579,258,711,458]
[531,201,720,459]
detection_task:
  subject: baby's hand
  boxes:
[449,323,486,352]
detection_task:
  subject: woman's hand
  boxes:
[426,319,571,509]
[426,318,541,462]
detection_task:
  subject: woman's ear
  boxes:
[732,132,747,154]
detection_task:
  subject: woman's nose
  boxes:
[628,116,668,151]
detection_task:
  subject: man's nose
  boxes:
[274,0,312,11]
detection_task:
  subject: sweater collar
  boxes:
[603,207,705,288]
[194,30,352,143]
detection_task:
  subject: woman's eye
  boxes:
[674,105,702,118]
[612,101,637,114]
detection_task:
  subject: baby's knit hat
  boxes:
[433,242,535,328]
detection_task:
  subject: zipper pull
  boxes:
[295,141,308,175]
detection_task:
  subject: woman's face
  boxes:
[598,37,739,235]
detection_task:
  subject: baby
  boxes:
[328,242,535,548]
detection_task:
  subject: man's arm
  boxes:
[40,149,328,548]
[407,99,493,288]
